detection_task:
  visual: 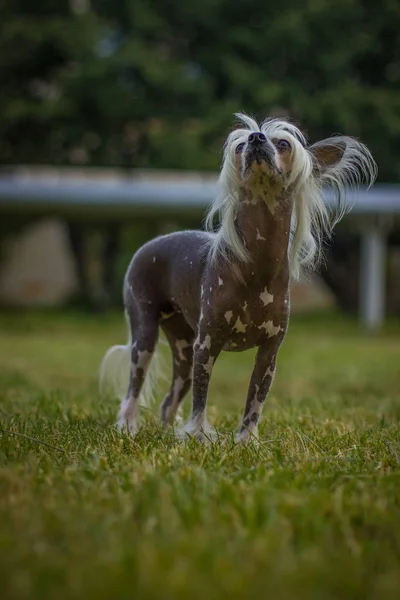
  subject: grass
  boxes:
[0,310,400,599]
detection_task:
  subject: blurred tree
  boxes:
[0,0,399,178]
[0,1,98,164]
[1,0,400,313]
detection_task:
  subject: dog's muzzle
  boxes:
[245,132,276,170]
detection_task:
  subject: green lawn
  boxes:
[1,311,400,599]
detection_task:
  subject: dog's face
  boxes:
[221,114,376,217]
[235,131,294,184]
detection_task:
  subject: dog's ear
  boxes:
[309,138,346,176]
[308,136,377,187]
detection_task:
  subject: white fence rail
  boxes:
[1,168,399,330]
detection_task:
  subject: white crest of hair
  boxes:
[205,112,377,280]
[99,309,166,408]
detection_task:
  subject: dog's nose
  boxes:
[248,132,266,144]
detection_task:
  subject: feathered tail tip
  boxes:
[99,341,132,402]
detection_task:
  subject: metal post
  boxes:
[359,223,386,331]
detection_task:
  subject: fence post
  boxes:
[359,219,386,331]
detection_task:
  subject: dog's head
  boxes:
[222,114,308,197]
[208,113,377,278]
[220,113,376,206]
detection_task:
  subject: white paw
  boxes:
[116,416,139,436]
[161,405,184,428]
[235,427,258,445]
[176,420,217,443]
[174,409,184,426]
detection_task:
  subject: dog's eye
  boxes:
[235,142,245,154]
[277,139,291,150]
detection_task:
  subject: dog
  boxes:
[101,113,376,442]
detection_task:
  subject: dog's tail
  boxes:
[99,310,163,407]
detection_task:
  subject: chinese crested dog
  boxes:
[101,113,376,442]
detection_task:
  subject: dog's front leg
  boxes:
[237,343,278,443]
[181,332,224,442]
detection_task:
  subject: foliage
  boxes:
[0,1,399,178]
[1,311,400,598]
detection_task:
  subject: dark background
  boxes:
[0,0,399,313]
[1,0,399,178]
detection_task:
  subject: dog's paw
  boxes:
[116,416,139,436]
[235,427,259,445]
[175,421,217,443]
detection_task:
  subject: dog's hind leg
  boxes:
[160,314,194,427]
[117,309,159,435]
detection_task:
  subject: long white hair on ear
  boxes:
[205,113,377,280]
[291,135,378,279]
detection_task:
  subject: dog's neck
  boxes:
[235,183,293,282]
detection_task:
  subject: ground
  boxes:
[0,310,399,599]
